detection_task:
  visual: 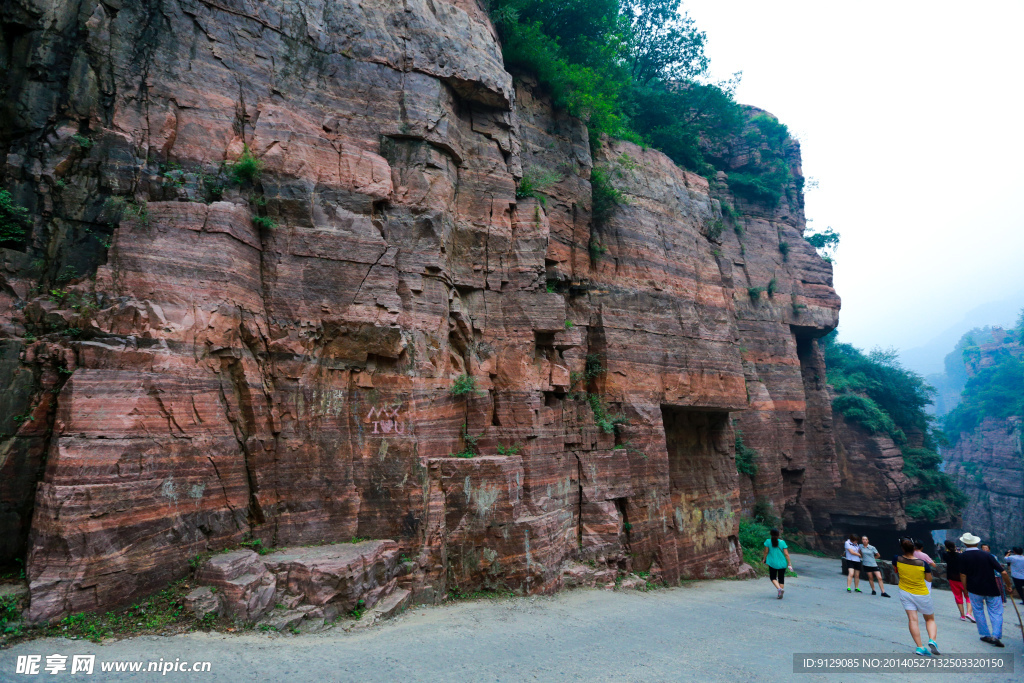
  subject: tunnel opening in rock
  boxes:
[662,406,737,573]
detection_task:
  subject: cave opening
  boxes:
[662,406,731,495]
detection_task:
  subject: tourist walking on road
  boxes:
[859,536,890,597]
[939,540,975,622]
[1005,548,1024,605]
[894,538,940,656]
[762,528,793,599]
[844,533,862,593]
[981,544,1007,602]
[959,533,1015,648]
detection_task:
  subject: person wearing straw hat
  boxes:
[958,532,1014,648]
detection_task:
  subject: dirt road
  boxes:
[2,555,1020,682]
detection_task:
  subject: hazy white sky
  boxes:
[683,0,1024,352]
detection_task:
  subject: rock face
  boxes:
[821,414,944,551]
[0,0,841,622]
[943,330,1023,552]
[189,540,405,628]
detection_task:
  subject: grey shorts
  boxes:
[899,589,934,615]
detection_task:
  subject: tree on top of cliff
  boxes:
[621,0,709,85]
[486,0,779,191]
[823,332,934,444]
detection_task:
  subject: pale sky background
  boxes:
[683,0,1024,370]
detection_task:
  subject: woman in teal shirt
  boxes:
[762,528,793,599]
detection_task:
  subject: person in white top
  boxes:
[844,532,863,593]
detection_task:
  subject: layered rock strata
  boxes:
[944,330,1023,552]
[0,0,840,622]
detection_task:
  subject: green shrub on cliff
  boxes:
[943,347,1024,440]
[450,374,482,397]
[0,189,29,244]
[734,431,758,476]
[229,145,263,185]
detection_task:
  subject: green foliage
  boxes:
[623,0,708,85]
[944,350,1024,439]
[707,219,724,241]
[229,145,263,184]
[831,394,902,440]
[451,423,481,458]
[737,519,769,576]
[823,331,965,519]
[751,497,778,528]
[585,353,605,381]
[766,278,777,298]
[905,500,949,523]
[0,189,30,244]
[450,374,481,397]
[490,1,632,138]
[564,320,574,329]
[517,167,561,203]
[251,215,277,229]
[239,538,276,555]
[44,581,192,643]
[747,286,764,302]
[486,1,785,199]
[1,594,21,637]
[734,430,758,475]
[591,166,626,227]
[823,332,933,443]
[71,133,93,149]
[804,225,840,262]
[496,443,521,455]
[726,166,790,205]
[348,599,367,620]
[587,393,627,434]
[721,115,793,206]
[777,240,789,261]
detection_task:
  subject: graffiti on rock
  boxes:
[367,404,406,435]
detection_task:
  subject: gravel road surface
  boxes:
[2,555,1020,682]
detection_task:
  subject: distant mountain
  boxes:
[899,296,1024,377]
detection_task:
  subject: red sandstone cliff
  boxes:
[0,0,841,623]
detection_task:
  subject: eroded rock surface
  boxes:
[943,329,1023,551]
[0,0,842,622]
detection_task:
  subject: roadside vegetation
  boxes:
[822,332,966,521]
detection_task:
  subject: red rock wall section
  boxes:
[0,0,841,621]
[943,330,1023,552]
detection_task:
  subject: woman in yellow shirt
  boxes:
[894,538,940,656]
